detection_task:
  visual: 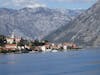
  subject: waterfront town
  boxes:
[0,33,79,53]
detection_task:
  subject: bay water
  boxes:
[0,48,100,75]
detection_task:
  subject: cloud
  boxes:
[12,0,46,8]
[1,0,46,9]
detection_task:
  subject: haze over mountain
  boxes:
[0,7,83,39]
[44,1,100,47]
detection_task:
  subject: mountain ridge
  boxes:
[43,1,100,47]
[0,7,83,39]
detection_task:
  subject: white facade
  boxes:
[6,38,14,44]
[41,46,46,52]
[63,45,67,50]
[6,32,21,44]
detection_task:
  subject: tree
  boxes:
[12,39,16,44]
[0,35,7,46]
[32,40,45,46]
[44,40,49,43]
[17,38,25,46]
[17,38,29,46]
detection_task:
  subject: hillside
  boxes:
[44,1,100,47]
[0,7,83,39]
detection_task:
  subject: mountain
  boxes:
[0,7,83,39]
[44,1,100,47]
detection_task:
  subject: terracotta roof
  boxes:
[6,38,14,40]
[5,44,17,46]
[6,38,21,40]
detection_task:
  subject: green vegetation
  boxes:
[0,35,7,47]
[12,39,16,44]
[0,49,19,54]
[31,40,45,46]
[17,38,29,46]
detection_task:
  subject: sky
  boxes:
[0,0,97,9]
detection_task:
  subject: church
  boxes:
[5,32,21,50]
[6,32,21,44]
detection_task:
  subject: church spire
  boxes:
[11,32,15,38]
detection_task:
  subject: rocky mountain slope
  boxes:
[0,7,83,39]
[44,1,100,47]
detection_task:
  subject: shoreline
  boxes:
[0,48,82,54]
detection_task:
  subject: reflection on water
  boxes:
[91,61,100,64]
[0,61,16,64]
[0,48,100,75]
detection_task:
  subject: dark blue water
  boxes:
[0,48,100,75]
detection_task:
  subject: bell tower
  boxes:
[11,32,15,38]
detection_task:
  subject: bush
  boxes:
[0,50,8,53]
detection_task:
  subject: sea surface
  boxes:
[0,48,100,75]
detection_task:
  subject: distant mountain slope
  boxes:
[0,7,83,39]
[44,1,100,47]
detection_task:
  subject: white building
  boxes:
[41,46,46,52]
[6,32,21,44]
[63,45,67,50]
